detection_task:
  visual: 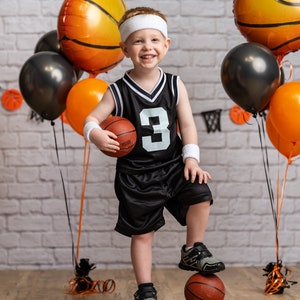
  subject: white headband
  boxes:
[119,14,168,42]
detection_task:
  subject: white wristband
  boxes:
[83,121,101,142]
[182,144,200,163]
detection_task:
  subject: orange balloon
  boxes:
[65,78,108,135]
[266,113,300,159]
[268,81,300,142]
[233,0,300,59]
[57,0,127,75]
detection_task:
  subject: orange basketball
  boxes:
[185,273,225,300]
[100,116,137,158]
[233,0,300,59]
[57,0,127,75]
[1,89,23,111]
[229,104,252,125]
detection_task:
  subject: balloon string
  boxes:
[279,60,293,82]
[255,114,277,231]
[75,139,91,265]
[275,161,280,263]
[275,160,289,262]
[51,121,76,267]
[277,143,298,258]
[61,116,67,150]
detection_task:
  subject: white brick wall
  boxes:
[1,0,300,270]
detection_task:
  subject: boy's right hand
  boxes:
[90,129,120,154]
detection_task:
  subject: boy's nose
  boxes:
[143,41,152,50]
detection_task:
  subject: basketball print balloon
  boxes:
[57,0,127,75]
[233,0,300,60]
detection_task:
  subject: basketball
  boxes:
[229,104,251,125]
[233,0,300,59]
[184,273,225,300]
[100,116,137,158]
[57,0,127,75]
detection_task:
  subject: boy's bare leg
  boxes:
[186,201,210,246]
[131,231,155,285]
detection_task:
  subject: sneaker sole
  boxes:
[178,262,225,275]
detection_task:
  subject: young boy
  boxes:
[84,7,225,300]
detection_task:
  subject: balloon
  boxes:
[268,81,300,142]
[19,52,77,121]
[65,78,108,135]
[34,30,83,79]
[221,42,280,114]
[57,0,126,75]
[233,0,300,60]
[266,113,300,159]
[34,30,61,54]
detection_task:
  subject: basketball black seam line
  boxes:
[84,0,120,25]
[271,36,300,51]
[94,58,124,72]
[277,0,300,7]
[186,282,225,295]
[60,36,121,50]
[116,130,136,137]
[236,20,300,28]
[102,118,126,129]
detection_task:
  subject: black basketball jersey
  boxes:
[109,68,183,173]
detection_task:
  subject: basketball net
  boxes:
[201,109,222,133]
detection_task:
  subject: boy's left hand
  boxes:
[184,158,211,184]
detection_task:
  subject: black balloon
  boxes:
[19,52,77,120]
[34,30,61,54]
[221,42,280,114]
[34,30,83,80]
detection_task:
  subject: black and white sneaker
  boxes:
[178,242,225,274]
[134,283,157,300]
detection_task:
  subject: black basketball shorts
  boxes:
[114,160,213,237]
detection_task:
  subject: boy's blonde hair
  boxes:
[119,7,167,27]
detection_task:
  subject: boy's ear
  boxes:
[165,38,171,50]
[120,42,130,57]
